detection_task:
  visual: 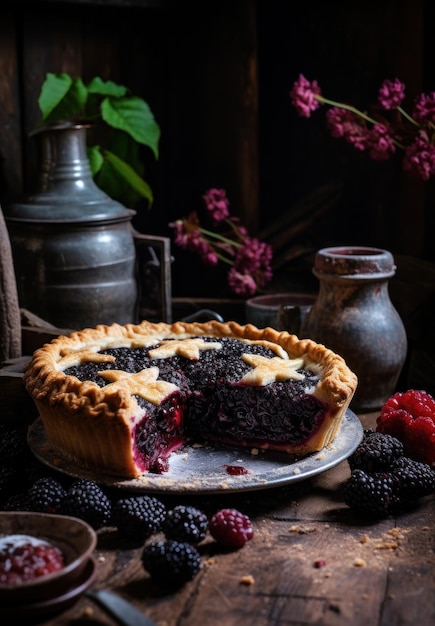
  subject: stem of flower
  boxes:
[397,106,420,128]
[315,95,379,126]
[215,252,233,265]
[200,226,242,248]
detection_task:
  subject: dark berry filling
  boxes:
[133,393,188,473]
[188,374,324,447]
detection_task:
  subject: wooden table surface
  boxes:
[15,412,435,626]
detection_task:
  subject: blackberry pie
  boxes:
[23,320,358,479]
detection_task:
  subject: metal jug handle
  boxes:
[132,229,172,324]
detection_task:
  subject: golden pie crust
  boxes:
[23,320,358,478]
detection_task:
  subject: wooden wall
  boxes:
[0,0,259,237]
[257,0,434,264]
[0,0,434,300]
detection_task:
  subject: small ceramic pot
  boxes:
[245,292,317,335]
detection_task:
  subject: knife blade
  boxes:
[86,589,157,626]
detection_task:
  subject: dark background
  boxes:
[1,0,435,391]
[1,0,434,292]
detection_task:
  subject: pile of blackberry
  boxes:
[0,424,47,507]
[344,429,435,517]
[2,472,113,531]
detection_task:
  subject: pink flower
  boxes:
[235,238,272,276]
[171,220,219,266]
[403,136,435,181]
[367,124,396,161]
[378,79,405,110]
[290,74,435,182]
[231,238,273,294]
[202,188,230,222]
[326,108,368,151]
[289,74,322,118]
[169,189,273,297]
[412,92,435,125]
[227,268,257,297]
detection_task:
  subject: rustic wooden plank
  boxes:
[379,515,435,625]
[194,0,259,234]
[20,5,84,187]
[0,8,23,205]
[0,208,21,362]
[164,1,259,233]
[39,497,435,626]
[182,520,392,626]
[81,6,121,83]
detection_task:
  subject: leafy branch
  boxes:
[38,73,160,208]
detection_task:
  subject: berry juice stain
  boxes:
[224,464,249,475]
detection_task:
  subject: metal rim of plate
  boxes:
[27,410,363,495]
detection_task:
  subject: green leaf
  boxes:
[104,149,154,206]
[95,161,142,208]
[87,145,105,175]
[38,73,88,122]
[101,97,160,159]
[87,77,128,98]
[107,130,143,174]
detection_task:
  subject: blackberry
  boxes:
[2,491,31,511]
[348,429,404,472]
[343,469,401,517]
[209,508,254,548]
[112,495,166,542]
[141,540,201,588]
[162,505,208,544]
[58,479,112,529]
[0,465,26,505]
[0,426,31,468]
[27,477,68,514]
[390,456,435,500]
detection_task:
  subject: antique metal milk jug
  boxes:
[300,246,408,411]
[5,123,138,330]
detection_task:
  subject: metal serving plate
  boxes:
[28,410,363,495]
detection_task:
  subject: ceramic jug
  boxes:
[300,246,408,411]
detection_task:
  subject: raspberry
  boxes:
[58,479,112,529]
[112,495,166,542]
[27,477,68,514]
[390,456,435,500]
[141,540,201,588]
[209,508,253,548]
[343,469,400,517]
[162,505,208,544]
[348,429,404,472]
[377,390,435,465]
